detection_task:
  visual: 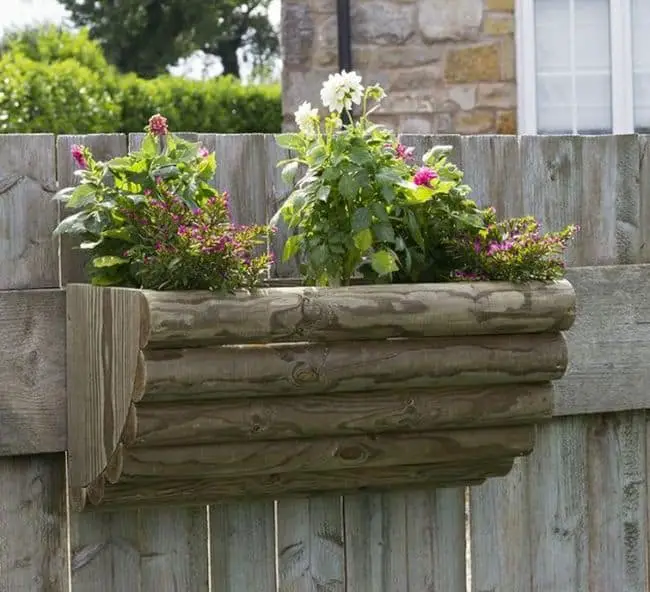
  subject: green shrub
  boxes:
[0,52,121,133]
[0,25,282,134]
[118,74,282,133]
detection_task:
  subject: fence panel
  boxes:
[0,134,68,591]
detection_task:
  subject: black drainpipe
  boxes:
[336,0,353,123]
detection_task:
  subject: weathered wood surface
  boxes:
[133,383,553,447]
[120,426,535,479]
[470,133,649,592]
[96,458,515,508]
[0,134,59,289]
[142,279,576,346]
[143,333,568,398]
[0,289,65,455]
[67,283,146,493]
[0,132,68,591]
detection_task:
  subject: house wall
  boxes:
[281,0,517,134]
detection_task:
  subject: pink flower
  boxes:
[396,144,415,161]
[413,166,438,187]
[199,146,210,158]
[148,113,168,137]
[71,144,87,169]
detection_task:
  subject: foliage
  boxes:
[53,114,274,291]
[0,26,281,134]
[272,71,578,286]
[0,52,121,134]
[57,0,279,79]
[0,24,110,72]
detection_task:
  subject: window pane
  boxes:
[632,0,650,131]
[534,0,612,134]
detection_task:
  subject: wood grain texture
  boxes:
[70,507,209,592]
[133,383,554,447]
[142,279,576,347]
[277,496,345,592]
[0,134,58,289]
[210,501,276,592]
[344,488,466,592]
[143,333,568,399]
[0,453,68,591]
[95,458,515,508]
[554,264,650,415]
[0,289,65,455]
[199,132,278,592]
[120,426,535,479]
[67,284,148,496]
[56,134,127,284]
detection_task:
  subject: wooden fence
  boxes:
[1,132,650,591]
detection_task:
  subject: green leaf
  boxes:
[276,133,303,150]
[370,202,390,222]
[282,234,303,261]
[150,164,179,180]
[140,134,158,157]
[106,156,134,170]
[338,173,359,200]
[92,255,129,268]
[309,244,328,268]
[52,210,90,236]
[373,223,395,243]
[349,147,373,166]
[405,209,424,246]
[66,184,98,209]
[316,185,331,202]
[197,153,217,179]
[281,161,300,185]
[405,185,434,204]
[52,186,75,202]
[371,249,399,275]
[80,239,102,250]
[101,228,133,241]
[353,228,373,252]
[351,207,371,232]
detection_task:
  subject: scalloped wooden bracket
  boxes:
[66,280,575,510]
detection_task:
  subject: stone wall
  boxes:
[281,0,517,134]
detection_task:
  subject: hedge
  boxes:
[0,36,282,134]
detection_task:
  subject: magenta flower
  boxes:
[396,144,415,161]
[148,113,169,137]
[71,144,87,169]
[413,166,438,187]
[199,146,210,158]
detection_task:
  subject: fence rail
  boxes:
[1,132,649,591]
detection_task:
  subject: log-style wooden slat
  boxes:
[142,279,576,347]
[133,383,553,447]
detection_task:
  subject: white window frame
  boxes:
[516,0,635,134]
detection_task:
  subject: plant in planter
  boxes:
[59,107,577,511]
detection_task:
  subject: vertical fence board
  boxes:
[207,133,278,592]
[277,495,345,592]
[56,134,128,285]
[585,412,647,592]
[0,133,68,591]
[471,134,649,592]
[0,134,59,289]
[461,135,523,216]
[67,133,210,592]
[638,135,650,263]
[210,502,277,592]
[342,134,466,592]
[464,134,534,591]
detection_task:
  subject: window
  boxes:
[516,0,647,134]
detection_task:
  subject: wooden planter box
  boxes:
[66,280,576,510]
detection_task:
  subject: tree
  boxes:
[56,0,279,79]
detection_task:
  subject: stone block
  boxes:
[353,1,417,45]
[282,3,315,68]
[453,109,496,133]
[354,44,445,69]
[418,0,484,42]
[448,85,478,111]
[483,13,515,35]
[486,0,515,11]
[477,82,517,108]
[444,42,502,83]
[496,109,517,134]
